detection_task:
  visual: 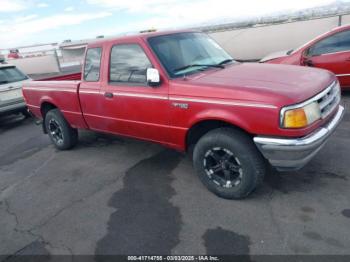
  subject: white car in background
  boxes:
[0,63,31,117]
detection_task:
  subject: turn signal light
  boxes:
[283,108,308,128]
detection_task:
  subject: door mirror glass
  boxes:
[146,68,160,87]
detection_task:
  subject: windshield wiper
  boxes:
[173,63,224,73]
[217,59,234,66]
[0,81,8,84]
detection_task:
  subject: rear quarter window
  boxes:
[84,48,102,82]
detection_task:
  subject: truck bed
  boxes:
[37,72,82,81]
[22,76,87,130]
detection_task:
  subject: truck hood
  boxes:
[182,63,335,106]
[260,50,289,62]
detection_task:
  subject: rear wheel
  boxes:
[193,128,266,199]
[45,109,78,150]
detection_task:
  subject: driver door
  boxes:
[100,42,171,144]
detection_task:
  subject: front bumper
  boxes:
[254,105,345,171]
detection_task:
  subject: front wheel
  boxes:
[45,109,78,150]
[193,128,266,199]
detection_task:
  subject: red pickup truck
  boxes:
[23,30,344,199]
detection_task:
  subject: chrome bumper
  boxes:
[254,105,345,171]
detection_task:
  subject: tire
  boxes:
[193,127,266,199]
[44,109,78,150]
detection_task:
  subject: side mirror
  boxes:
[305,47,313,57]
[301,52,314,67]
[146,68,160,87]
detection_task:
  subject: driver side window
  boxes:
[109,44,152,84]
[308,30,350,56]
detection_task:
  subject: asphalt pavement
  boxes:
[0,94,349,260]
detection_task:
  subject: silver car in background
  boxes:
[0,63,31,117]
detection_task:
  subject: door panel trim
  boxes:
[112,92,168,100]
[170,97,277,109]
[317,50,350,57]
[336,74,350,77]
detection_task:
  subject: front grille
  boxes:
[316,81,341,119]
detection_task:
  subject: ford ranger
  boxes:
[22,30,345,199]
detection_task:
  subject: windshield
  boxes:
[0,67,28,84]
[148,32,234,78]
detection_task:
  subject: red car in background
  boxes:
[261,25,350,90]
[7,49,20,59]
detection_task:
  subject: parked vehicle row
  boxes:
[22,30,344,199]
[261,24,350,90]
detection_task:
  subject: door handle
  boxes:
[104,92,113,98]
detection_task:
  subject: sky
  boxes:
[0,0,345,48]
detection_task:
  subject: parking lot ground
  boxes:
[0,94,349,259]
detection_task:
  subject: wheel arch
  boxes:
[185,118,252,151]
[40,101,58,133]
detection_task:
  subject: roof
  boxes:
[87,29,197,48]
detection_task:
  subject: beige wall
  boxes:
[209,15,350,60]
[60,48,85,63]
[342,14,350,24]
[6,15,350,74]
[9,55,60,75]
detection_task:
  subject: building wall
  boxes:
[59,48,86,67]
[342,14,350,24]
[60,48,85,62]
[209,15,349,60]
[9,55,60,75]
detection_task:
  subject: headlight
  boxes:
[281,102,321,128]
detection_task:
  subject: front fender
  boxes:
[188,108,252,134]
